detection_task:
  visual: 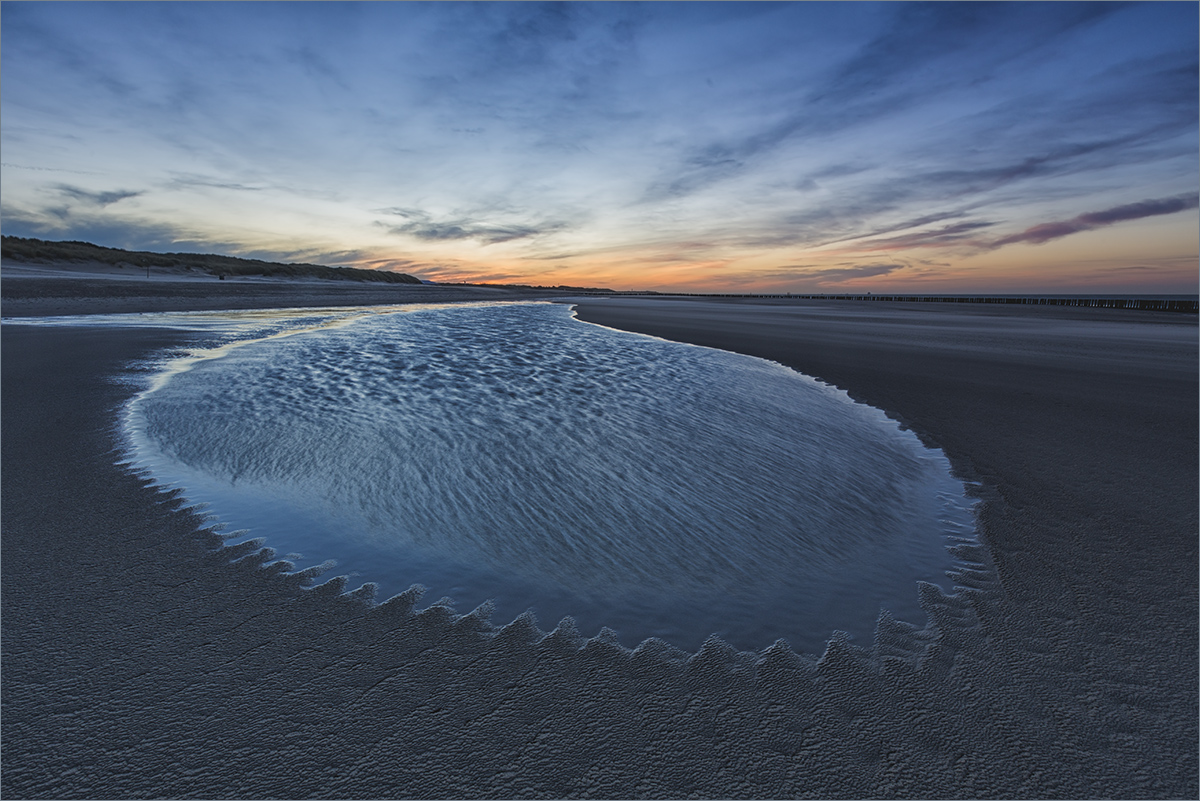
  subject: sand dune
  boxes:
[1,259,571,317]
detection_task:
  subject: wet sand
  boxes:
[2,281,1196,798]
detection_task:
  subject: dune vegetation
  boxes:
[1,236,424,284]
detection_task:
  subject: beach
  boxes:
[0,260,577,318]
[3,271,1196,798]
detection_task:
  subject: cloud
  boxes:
[486,2,579,71]
[917,143,1110,195]
[351,257,424,273]
[853,221,997,252]
[165,173,265,192]
[55,184,143,206]
[986,194,1199,248]
[236,247,414,270]
[1100,264,1155,273]
[415,264,532,284]
[643,3,1135,202]
[800,262,906,283]
[1,203,200,251]
[2,162,103,176]
[645,111,1190,256]
[732,118,1193,253]
[818,209,976,246]
[284,45,349,92]
[815,2,1122,104]
[830,194,1198,255]
[379,208,566,245]
[744,262,908,290]
[805,133,1185,246]
[524,251,583,261]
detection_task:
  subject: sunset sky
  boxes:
[3,1,1197,293]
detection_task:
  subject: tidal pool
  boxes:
[122,301,976,653]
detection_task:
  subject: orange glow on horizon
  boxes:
[345,210,1199,296]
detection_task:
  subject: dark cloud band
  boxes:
[987,194,1199,249]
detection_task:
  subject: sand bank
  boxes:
[2,287,1196,797]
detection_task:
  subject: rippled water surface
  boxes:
[125,302,975,653]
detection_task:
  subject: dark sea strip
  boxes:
[575,293,1200,312]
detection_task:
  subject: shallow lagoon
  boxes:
[122,301,975,653]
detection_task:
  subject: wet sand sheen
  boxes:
[3,287,1196,798]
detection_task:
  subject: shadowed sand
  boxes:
[2,275,1196,797]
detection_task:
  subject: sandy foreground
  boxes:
[2,269,1197,798]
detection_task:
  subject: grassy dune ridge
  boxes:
[1,235,424,284]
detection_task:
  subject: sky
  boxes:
[2,1,1197,293]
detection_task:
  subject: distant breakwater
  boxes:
[586,293,1200,313]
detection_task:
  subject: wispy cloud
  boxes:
[56,183,142,206]
[800,262,907,283]
[415,265,532,284]
[855,221,997,252]
[831,193,1199,258]
[284,45,349,92]
[2,203,200,252]
[693,261,917,293]
[643,3,1138,203]
[165,173,264,192]
[818,209,978,248]
[379,208,566,245]
[986,194,1199,249]
[2,162,102,176]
